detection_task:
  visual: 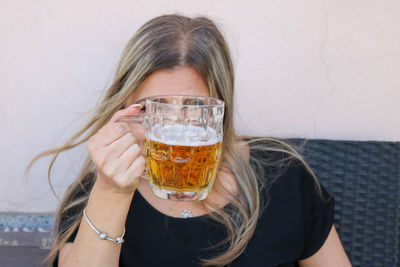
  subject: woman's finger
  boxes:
[103,131,138,159]
[94,105,144,147]
[96,122,132,147]
[118,143,142,171]
[126,155,146,180]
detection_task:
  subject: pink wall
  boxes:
[1,0,399,212]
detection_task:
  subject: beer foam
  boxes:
[146,124,222,146]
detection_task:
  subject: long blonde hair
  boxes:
[30,14,319,266]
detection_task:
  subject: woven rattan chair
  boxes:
[286,139,400,267]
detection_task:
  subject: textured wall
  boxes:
[1,0,399,212]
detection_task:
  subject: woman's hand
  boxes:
[87,105,146,195]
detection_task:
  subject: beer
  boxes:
[120,95,225,201]
[144,125,222,200]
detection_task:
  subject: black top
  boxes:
[55,150,334,267]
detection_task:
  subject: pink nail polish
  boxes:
[128,104,143,109]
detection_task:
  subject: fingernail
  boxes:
[128,104,143,109]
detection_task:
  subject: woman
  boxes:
[33,14,351,266]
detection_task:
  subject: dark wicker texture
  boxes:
[285,139,400,267]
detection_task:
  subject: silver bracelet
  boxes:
[83,208,125,244]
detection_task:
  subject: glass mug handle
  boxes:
[115,115,144,124]
[115,110,147,180]
[115,103,145,124]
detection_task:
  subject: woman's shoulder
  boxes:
[246,139,335,260]
[246,138,305,181]
[247,139,332,207]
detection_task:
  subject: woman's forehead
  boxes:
[128,67,210,104]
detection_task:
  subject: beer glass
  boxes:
[118,95,224,201]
